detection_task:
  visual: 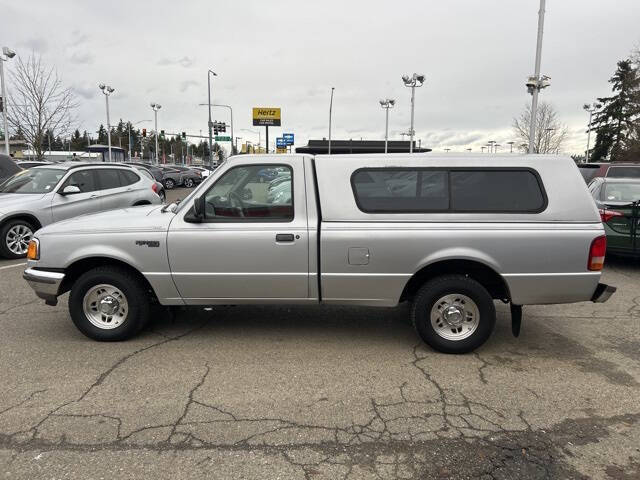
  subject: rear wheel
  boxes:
[0,219,35,259]
[411,275,496,354]
[69,266,150,341]
[158,190,166,203]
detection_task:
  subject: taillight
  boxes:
[598,208,623,223]
[588,235,607,271]
[151,183,158,194]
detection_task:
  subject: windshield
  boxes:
[0,168,65,194]
[602,182,640,203]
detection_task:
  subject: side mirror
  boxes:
[60,185,81,195]
[193,195,204,217]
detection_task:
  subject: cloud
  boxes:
[157,56,194,68]
[70,52,94,65]
[180,80,199,92]
[18,37,48,53]
[73,85,95,99]
[70,30,90,44]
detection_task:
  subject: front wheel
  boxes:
[0,219,35,259]
[69,266,150,341]
[164,179,175,190]
[411,275,496,354]
[184,178,194,188]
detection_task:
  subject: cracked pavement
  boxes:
[1,255,639,479]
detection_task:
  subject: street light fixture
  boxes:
[487,140,496,153]
[0,46,16,155]
[379,98,396,154]
[402,73,425,153]
[98,84,115,162]
[507,141,515,153]
[150,103,161,163]
[583,103,601,163]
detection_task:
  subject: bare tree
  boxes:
[512,101,568,154]
[7,53,77,159]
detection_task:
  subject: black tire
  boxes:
[411,275,496,354]
[184,178,194,188]
[159,190,166,203]
[0,219,35,259]
[69,266,150,341]
[164,178,175,190]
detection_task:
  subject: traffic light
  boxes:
[220,122,226,133]
[213,123,219,135]
[160,129,165,137]
[142,128,146,137]
[181,132,186,139]
[0,96,3,113]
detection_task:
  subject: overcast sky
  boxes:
[2,0,639,154]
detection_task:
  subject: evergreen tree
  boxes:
[590,60,640,162]
[97,124,107,144]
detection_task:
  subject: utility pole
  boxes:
[1,46,16,155]
[98,84,115,162]
[583,103,600,163]
[328,87,335,154]
[379,99,395,153]
[402,73,426,153]
[527,0,549,154]
[150,103,161,164]
[207,69,217,165]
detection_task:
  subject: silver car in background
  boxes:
[0,162,161,258]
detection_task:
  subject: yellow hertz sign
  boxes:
[253,107,281,126]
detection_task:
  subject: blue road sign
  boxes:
[283,133,294,145]
[276,137,286,148]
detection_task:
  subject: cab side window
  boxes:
[61,170,98,193]
[202,164,293,220]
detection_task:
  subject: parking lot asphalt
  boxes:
[1,197,639,479]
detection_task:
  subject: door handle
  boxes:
[275,233,295,242]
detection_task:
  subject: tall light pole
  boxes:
[488,140,496,153]
[526,0,550,154]
[1,46,16,155]
[98,84,115,162]
[128,120,150,160]
[379,98,395,154]
[402,73,425,153]
[207,69,217,165]
[507,141,515,153]
[583,103,601,163]
[328,87,335,154]
[150,103,161,163]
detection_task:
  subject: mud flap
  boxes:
[511,304,522,337]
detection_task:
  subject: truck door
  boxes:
[167,157,309,301]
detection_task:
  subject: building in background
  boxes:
[295,140,431,155]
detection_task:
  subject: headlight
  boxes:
[27,238,39,260]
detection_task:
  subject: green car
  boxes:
[589,177,640,257]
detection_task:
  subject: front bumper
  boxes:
[591,283,616,303]
[23,268,65,304]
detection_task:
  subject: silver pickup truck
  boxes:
[23,154,615,353]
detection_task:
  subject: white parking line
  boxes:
[0,262,27,270]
